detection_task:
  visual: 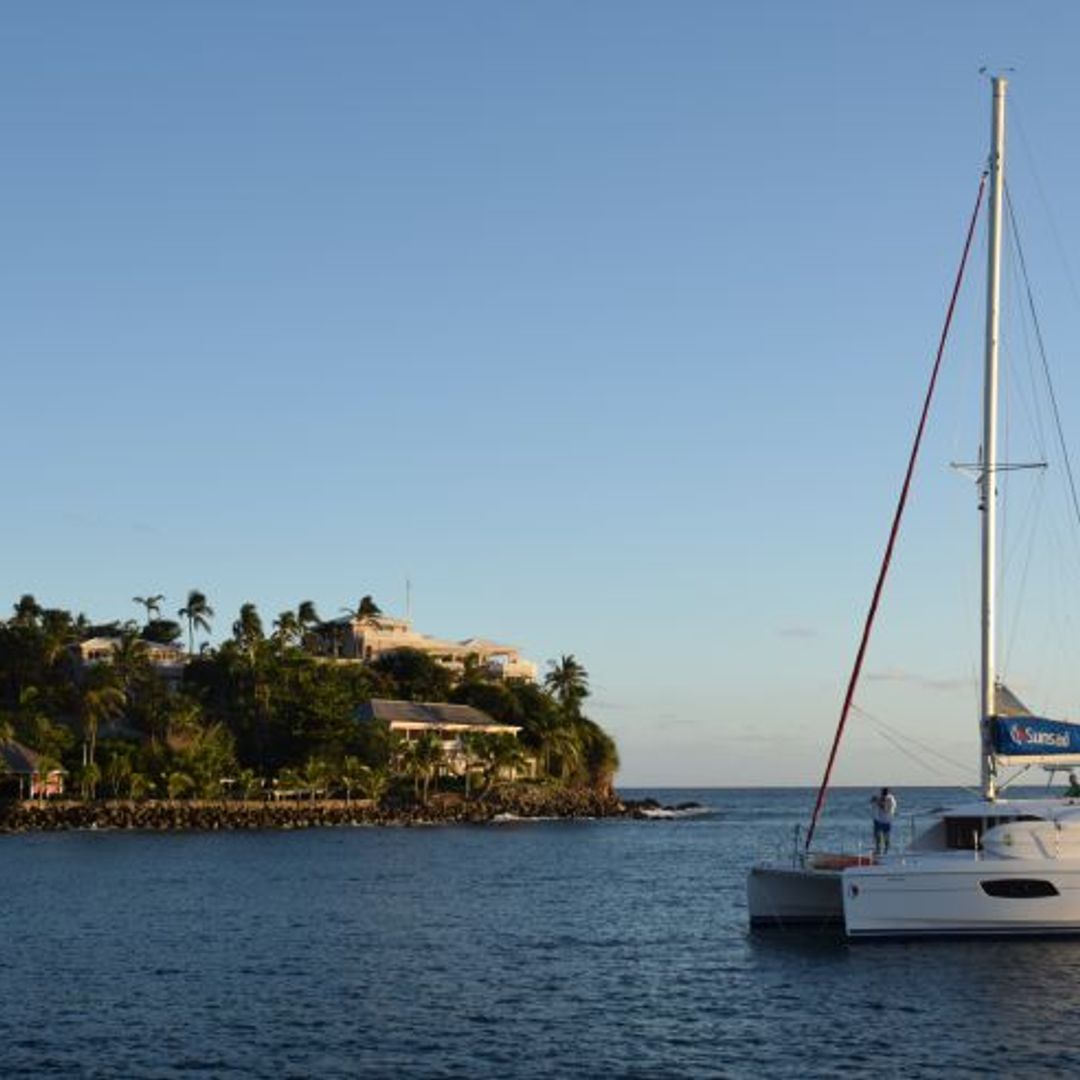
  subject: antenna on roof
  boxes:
[405,575,412,620]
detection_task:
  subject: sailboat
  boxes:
[748,77,1080,938]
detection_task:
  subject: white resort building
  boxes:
[357,699,534,778]
[319,613,538,682]
[70,636,187,689]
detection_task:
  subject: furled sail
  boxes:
[990,684,1080,764]
[994,684,1035,718]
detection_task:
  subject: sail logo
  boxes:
[1008,722,1070,749]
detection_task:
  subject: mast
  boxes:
[980,76,1007,801]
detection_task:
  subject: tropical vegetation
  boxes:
[0,592,619,808]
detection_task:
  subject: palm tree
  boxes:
[275,766,304,801]
[178,590,214,655]
[11,594,42,628]
[296,600,320,653]
[167,770,195,801]
[412,729,444,804]
[179,722,237,799]
[133,594,165,624]
[296,599,319,631]
[105,750,133,799]
[40,608,81,665]
[577,717,620,794]
[235,768,263,801]
[232,602,264,657]
[273,610,300,650]
[459,653,485,687]
[340,755,366,805]
[459,731,483,799]
[357,765,390,806]
[340,758,389,806]
[79,761,102,800]
[544,654,590,719]
[302,756,334,801]
[543,722,582,781]
[478,734,527,796]
[163,695,204,747]
[77,670,126,771]
[341,595,382,620]
[112,630,151,698]
[129,772,152,800]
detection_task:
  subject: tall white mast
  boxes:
[981,76,1007,801]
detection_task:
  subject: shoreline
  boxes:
[0,788,671,833]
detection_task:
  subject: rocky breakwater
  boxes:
[0,787,635,833]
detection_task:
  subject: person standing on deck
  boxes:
[871,787,897,855]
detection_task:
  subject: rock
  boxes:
[0,785,651,833]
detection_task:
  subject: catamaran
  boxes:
[748,77,1080,938]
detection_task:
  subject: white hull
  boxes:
[750,801,1080,938]
[843,856,1080,938]
[746,83,1080,944]
[747,865,843,929]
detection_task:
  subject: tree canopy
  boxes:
[0,592,618,803]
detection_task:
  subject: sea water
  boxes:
[4,787,1080,1078]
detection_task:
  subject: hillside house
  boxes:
[317,614,537,681]
[357,699,533,778]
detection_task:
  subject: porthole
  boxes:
[980,879,1059,899]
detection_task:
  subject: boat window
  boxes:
[980,879,1059,899]
[945,815,1043,850]
[946,818,983,850]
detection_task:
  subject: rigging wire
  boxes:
[996,202,1050,678]
[1009,104,1080,603]
[995,206,1054,684]
[1004,183,1080,539]
[804,174,987,852]
[1003,220,1050,458]
[1011,104,1080,323]
[1000,471,1046,677]
[1003,182,1080,712]
[850,703,979,789]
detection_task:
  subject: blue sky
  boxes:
[6,3,1080,786]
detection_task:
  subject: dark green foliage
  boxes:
[340,595,382,621]
[132,594,165,623]
[371,648,452,702]
[0,592,620,800]
[142,619,183,644]
[184,644,386,772]
[354,717,395,768]
[12,595,43,626]
[450,681,524,725]
[178,590,214,654]
[574,716,620,794]
[544,654,590,719]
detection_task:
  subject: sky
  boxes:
[7,3,1080,786]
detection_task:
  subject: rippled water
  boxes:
[5,787,1080,1077]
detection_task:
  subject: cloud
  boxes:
[777,625,819,640]
[587,698,622,712]
[650,713,700,730]
[864,667,969,693]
